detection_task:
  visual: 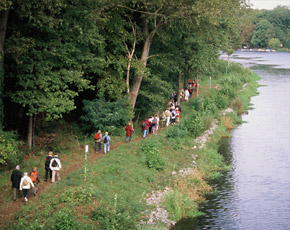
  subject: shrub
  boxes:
[51,208,80,230]
[81,96,132,135]
[183,112,205,137]
[0,130,23,168]
[162,190,201,221]
[142,141,165,171]
[60,187,92,204]
[91,207,137,230]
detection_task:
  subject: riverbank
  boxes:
[0,61,260,229]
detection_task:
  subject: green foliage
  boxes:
[142,141,165,171]
[51,208,80,230]
[162,190,202,221]
[268,38,281,50]
[91,206,137,230]
[0,130,23,167]
[81,96,132,135]
[251,19,275,48]
[60,187,92,204]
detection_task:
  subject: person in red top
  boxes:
[30,166,40,195]
[175,107,181,123]
[140,118,150,138]
[125,122,134,143]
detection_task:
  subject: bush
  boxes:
[0,130,23,168]
[142,141,165,171]
[51,208,80,230]
[81,96,132,135]
[91,207,137,230]
[183,112,205,137]
[60,187,92,204]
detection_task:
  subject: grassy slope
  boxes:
[1,62,260,230]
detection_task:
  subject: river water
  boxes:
[174,51,290,230]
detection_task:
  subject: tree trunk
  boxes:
[128,35,152,109]
[196,68,199,98]
[0,9,9,129]
[177,72,181,105]
[28,115,33,149]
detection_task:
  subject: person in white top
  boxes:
[184,88,189,101]
[20,172,34,202]
[49,154,62,183]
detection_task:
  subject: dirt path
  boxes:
[0,90,202,227]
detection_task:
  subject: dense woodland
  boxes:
[0,0,289,167]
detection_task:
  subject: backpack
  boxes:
[51,159,58,167]
[142,121,146,128]
[45,157,50,167]
[103,136,108,143]
[171,111,175,117]
[30,171,39,183]
[94,133,99,140]
[23,178,28,186]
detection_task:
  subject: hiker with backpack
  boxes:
[164,108,171,127]
[148,116,154,134]
[140,118,149,138]
[30,167,40,195]
[151,115,158,135]
[11,165,23,201]
[125,122,134,143]
[95,130,103,153]
[102,132,111,154]
[160,112,166,128]
[49,154,62,183]
[44,151,53,181]
[170,109,176,125]
[19,172,34,202]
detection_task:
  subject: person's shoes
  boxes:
[44,179,47,182]
[24,197,28,202]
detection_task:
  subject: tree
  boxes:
[251,19,275,48]
[5,0,106,148]
[268,38,280,50]
[0,0,12,129]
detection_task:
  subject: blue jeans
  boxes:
[126,136,132,142]
[104,143,110,153]
[143,129,147,138]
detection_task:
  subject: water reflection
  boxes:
[174,52,290,230]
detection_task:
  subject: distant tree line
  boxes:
[240,6,290,49]
[0,0,248,153]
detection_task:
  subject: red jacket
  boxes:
[176,110,181,118]
[140,119,150,130]
[125,125,134,136]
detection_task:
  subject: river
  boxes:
[174,51,290,230]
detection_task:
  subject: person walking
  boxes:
[19,172,34,202]
[140,118,149,138]
[94,130,103,153]
[102,132,111,154]
[154,114,160,135]
[164,108,171,127]
[170,109,176,124]
[44,151,53,182]
[175,107,181,123]
[184,88,189,101]
[160,112,166,128]
[125,122,134,143]
[11,165,22,201]
[49,153,62,183]
[30,167,40,195]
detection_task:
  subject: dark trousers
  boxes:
[45,168,52,181]
[23,189,30,198]
[95,142,101,152]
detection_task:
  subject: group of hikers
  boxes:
[93,82,198,150]
[10,152,62,202]
[10,82,198,202]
